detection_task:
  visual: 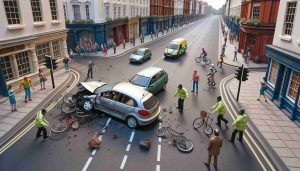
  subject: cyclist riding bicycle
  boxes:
[200,48,208,60]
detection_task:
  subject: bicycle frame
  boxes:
[204,113,213,127]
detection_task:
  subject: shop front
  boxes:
[139,17,149,36]
[128,18,139,40]
[106,20,128,47]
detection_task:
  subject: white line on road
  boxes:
[157,145,161,162]
[156,165,160,171]
[159,137,161,143]
[126,144,131,152]
[129,131,135,143]
[120,155,128,170]
[82,157,93,171]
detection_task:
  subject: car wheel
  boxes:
[82,100,93,112]
[162,82,167,91]
[126,116,138,129]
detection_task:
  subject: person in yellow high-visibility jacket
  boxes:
[174,84,188,112]
[35,108,50,140]
[229,108,248,143]
[211,96,228,126]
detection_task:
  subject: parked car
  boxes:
[129,67,168,94]
[81,82,161,129]
[129,48,152,63]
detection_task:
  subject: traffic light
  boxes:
[242,68,249,81]
[44,56,52,69]
[52,59,58,70]
[235,66,243,81]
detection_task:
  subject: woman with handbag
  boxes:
[38,68,46,90]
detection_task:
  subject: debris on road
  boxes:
[112,134,118,139]
[139,138,152,150]
[88,132,101,149]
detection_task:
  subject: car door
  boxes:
[155,71,165,91]
[147,76,157,94]
[94,91,119,118]
[146,49,151,59]
[113,93,136,120]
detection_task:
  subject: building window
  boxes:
[283,1,297,36]
[268,60,279,85]
[73,5,81,20]
[52,40,61,58]
[114,5,117,18]
[123,6,126,16]
[63,4,67,20]
[252,3,260,19]
[3,0,21,25]
[16,51,31,76]
[85,5,90,19]
[36,42,50,65]
[30,0,43,22]
[49,0,58,20]
[118,6,121,17]
[0,56,13,81]
[288,71,300,100]
[105,5,109,18]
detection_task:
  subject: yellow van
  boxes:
[164,38,187,58]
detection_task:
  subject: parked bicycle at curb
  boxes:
[156,121,194,153]
[195,54,211,65]
[193,110,213,135]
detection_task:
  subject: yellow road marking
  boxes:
[220,75,276,171]
[0,70,80,154]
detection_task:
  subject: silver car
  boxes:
[129,48,152,63]
[81,82,161,129]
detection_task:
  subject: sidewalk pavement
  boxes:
[228,72,300,171]
[218,17,267,69]
[0,69,70,143]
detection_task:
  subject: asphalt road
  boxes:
[0,16,274,171]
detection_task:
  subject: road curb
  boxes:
[222,75,289,171]
[0,71,73,148]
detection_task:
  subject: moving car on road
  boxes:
[129,67,168,94]
[129,48,152,63]
[164,38,187,58]
[81,81,161,129]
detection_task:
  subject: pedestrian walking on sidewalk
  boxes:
[75,44,80,56]
[174,84,188,112]
[217,54,224,68]
[204,129,223,170]
[233,46,238,61]
[191,71,199,93]
[224,35,228,46]
[221,43,226,56]
[8,85,17,112]
[151,32,153,40]
[257,80,268,102]
[229,109,248,143]
[87,60,94,78]
[123,39,126,49]
[93,42,99,55]
[211,96,228,126]
[113,42,117,54]
[103,43,107,56]
[35,108,50,140]
[38,69,46,90]
[19,77,34,103]
[63,55,70,73]
[70,49,75,64]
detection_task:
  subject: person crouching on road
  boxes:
[211,96,228,126]
[205,129,223,170]
[35,108,50,140]
[229,108,248,143]
[174,84,188,112]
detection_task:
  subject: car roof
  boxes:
[137,47,149,51]
[172,38,186,42]
[136,67,163,78]
[113,82,150,100]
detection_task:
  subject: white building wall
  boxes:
[273,0,300,54]
[129,0,150,18]
[174,0,183,15]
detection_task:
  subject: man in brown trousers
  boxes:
[205,129,223,170]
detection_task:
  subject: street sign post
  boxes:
[44,55,56,89]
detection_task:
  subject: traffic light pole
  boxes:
[236,65,244,101]
[45,55,55,89]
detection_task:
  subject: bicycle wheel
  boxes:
[156,127,167,137]
[51,121,68,133]
[176,137,194,153]
[193,118,204,129]
[61,101,76,114]
[195,56,202,63]
[204,124,213,135]
[205,59,211,65]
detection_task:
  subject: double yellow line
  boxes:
[220,75,276,171]
[0,70,80,154]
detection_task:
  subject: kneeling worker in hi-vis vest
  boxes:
[35,108,50,140]
[229,108,248,143]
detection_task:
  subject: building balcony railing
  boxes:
[66,19,94,24]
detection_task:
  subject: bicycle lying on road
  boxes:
[193,110,213,135]
[195,54,211,65]
[156,122,194,153]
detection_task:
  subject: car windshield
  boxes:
[133,49,144,56]
[94,84,112,94]
[167,43,179,50]
[129,75,150,87]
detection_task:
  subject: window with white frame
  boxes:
[136,7,139,16]
[35,42,50,65]
[283,1,297,36]
[73,5,81,20]
[123,5,126,16]
[118,6,121,17]
[85,5,90,19]
[268,60,279,85]
[3,0,21,25]
[0,56,14,81]
[16,51,31,76]
[52,40,61,58]
[49,0,58,20]
[30,0,43,22]
[114,5,117,18]
[105,4,110,18]
[63,4,68,20]
[288,71,300,100]
[252,3,260,19]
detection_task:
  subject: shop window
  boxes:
[49,0,58,20]
[16,51,31,76]
[252,3,260,19]
[268,60,279,85]
[288,71,300,100]
[52,40,61,58]
[283,1,297,36]
[4,0,21,25]
[0,56,14,81]
[36,42,50,65]
[73,5,81,20]
[30,0,43,22]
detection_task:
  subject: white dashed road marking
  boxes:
[120,155,128,169]
[82,157,93,171]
